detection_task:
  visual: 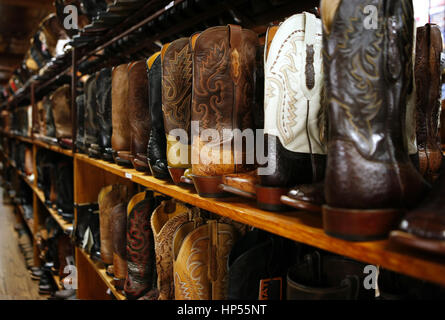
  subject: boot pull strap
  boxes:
[228,24,242,50]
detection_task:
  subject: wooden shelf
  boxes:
[75,153,445,287]
[78,248,126,300]
[33,139,73,157]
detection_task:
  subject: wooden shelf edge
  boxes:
[77,248,126,300]
[75,153,445,287]
[33,139,73,157]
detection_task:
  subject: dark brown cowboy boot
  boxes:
[151,200,189,300]
[321,0,427,241]
[190,25,259,198]
[147,52,170,179]
[126,60,151,172]
[111,63,132,166]
[50,84,72,149]
[98,185,128,266]
[124,191,158,300]
[390,163,445,256]
[414,24,443,183]
[110,202,128,290]
[161,38,193,185]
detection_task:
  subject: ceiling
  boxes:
[0,0,54,84]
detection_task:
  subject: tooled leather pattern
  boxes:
[154,212,189,300]
[112,64,131,151]
[162,39,193,134]
[125,200,156,300]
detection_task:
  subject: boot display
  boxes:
[50,84,73,149]
[190,24,259,198]
[98,184,129,266]
[151,199,189,300]
[414,24,443,183]
[320,0,427,241]
[111,63,132,166]
[161,38,193,184]
[124,190,158,300]
[147,52,170,179]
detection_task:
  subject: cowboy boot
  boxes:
[50,84,73,149]
[111,63,132,166]
[190,24,259,198]
[320,0,427,241]
[124,60,151,171]
[173,219,239,300]
[55,161,74,222]
[125,190,158,300]
[110,203,127,291]
[57,234,74,283]
[43,96,58,145]
[147,52,170,179]
[84,74,100,158]
[98,184,128,266]
[161,38,193,184]
[414,24,443,183]
[91,67,113,161]
[228,229,295,300]
[390,163,445,256]
[218,14,327,211]
[151,199,189,300]
[75,93,87,153]
[286,251,375,300]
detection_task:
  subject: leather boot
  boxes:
[161,38,193,184]
[228,229,295,300]
[321,0,427,241]
[43,96,58,144]
[190,24,259,197]
[91,68,113,161]
[219,14,327,211]
[119,60,150,171]
[147,52,170,179]
[151,199,189,300]
[74,203,98,247]
[110,203,127,290]
[55,161,74,221]
[75,93,87,153]
[111,63,132,166]
[173,220,239,300]
[84,75,100,155]
[124,190,158,300]
[414,24,443,183]
[89,206,102,262]
[286,251,375,300]
[98,184,128,266]
[390,163,445,255]
[57,234,73,283]
[50,84,72,149]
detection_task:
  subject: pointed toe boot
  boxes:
[147,52,170,179]
[321,0,428,241]
[151,200,189,300]
[161,38,193,184]
[110,203,128,290]
[111,63,132,167]
[190,24,259,198]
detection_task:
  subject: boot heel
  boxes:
[256,185,288,212]
[191,175,230,198]
[280,195,322,213]
[322,206,402,241]
[168,167,186,185]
